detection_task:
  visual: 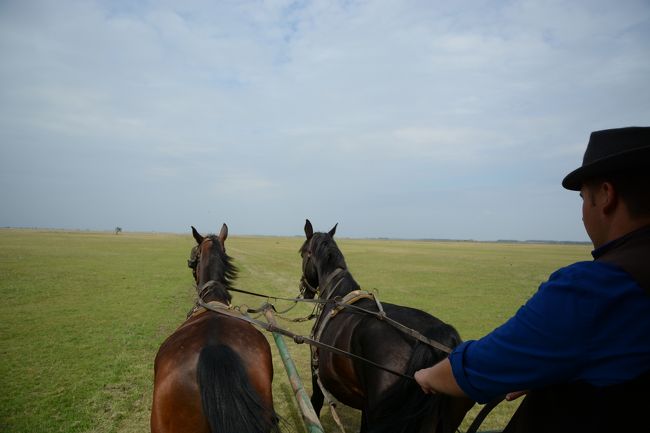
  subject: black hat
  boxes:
[562,126,650,191]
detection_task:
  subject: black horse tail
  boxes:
[197,345,279,433]
[370,336,463,433]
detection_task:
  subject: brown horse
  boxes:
[151,224,279,433]
[299,220,473,433]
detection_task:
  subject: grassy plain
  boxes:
[0,228,592,433]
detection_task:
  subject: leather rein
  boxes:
[193,292,415,380]
[187,235,416,380]
[189,236,454,367]
[192,281,501,433]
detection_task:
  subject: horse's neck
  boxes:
[198,279,232,305]
[320,267,358,299]
[203,291,230,304]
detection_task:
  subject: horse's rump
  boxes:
[364,320,465,433]
[323,300,465,433]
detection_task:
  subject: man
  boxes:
[414,126,650,432]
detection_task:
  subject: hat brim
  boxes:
[562,146,650,191]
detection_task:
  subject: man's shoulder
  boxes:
[596,226,650,293]
[545,260,647,300]
[549,260,619,280]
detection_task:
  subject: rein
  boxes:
[193,294,501,433]
[224,285,327,322]
[229,285,326,305]
[195,277,454,363]
[337,300,453,354]
[196,299,414,381]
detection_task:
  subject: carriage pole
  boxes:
[263,308,325,433]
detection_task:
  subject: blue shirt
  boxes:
[449,260,650,404]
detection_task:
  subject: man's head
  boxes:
[564,127,650,247]
[563,127,650,191]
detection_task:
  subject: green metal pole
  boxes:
[264,309,325,433]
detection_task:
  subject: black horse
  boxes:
[299,220,473,433]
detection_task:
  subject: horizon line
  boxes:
[1,226,592,245]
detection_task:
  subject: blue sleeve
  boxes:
[449,262,596,403]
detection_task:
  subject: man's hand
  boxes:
[412,359,468,398]
[414,367,437,394]
[506,390,528,401]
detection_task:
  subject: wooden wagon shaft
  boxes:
[263,308,325,433]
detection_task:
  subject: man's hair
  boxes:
[586,171,650,217]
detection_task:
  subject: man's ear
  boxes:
[601,182,618,214]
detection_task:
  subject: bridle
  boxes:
[299,275,319,297]
[187,237,227,300]
[188,245,200,278]
[299,239,319,298]
[299,236,348,300]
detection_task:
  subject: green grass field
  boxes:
[0,228,592,433]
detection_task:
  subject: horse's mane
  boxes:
[205,234,238,289]
[191,235,238,304]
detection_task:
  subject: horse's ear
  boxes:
[191,226,204,244]
[304,219,313,240]
[328,223,338,238]
[218,223,228,245]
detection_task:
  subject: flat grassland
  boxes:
[0,229,591,433]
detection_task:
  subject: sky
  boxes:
[1,0,649,241]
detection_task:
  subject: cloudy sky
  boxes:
[1,0,648,241]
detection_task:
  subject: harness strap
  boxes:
[318,268,346,299]
[344,301,453,354]
[316,375,348,433]
[329,290,376,318]
[326,290,454,355]
[188,299,231,319]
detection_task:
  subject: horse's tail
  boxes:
[197,345,279,433]
[370,331,466,433]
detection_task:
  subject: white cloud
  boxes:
[1,0,648,240]
[212,173,279,199]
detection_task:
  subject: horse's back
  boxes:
[318,299,460,402]
[379,301,462,348]
[156,312,273,368]
[332,299,461,355]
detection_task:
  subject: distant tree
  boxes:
[115,227,122,235]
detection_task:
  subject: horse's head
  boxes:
[298,219,339,299]
[188,224,236,303]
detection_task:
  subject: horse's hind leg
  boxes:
[310,372,325,417]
